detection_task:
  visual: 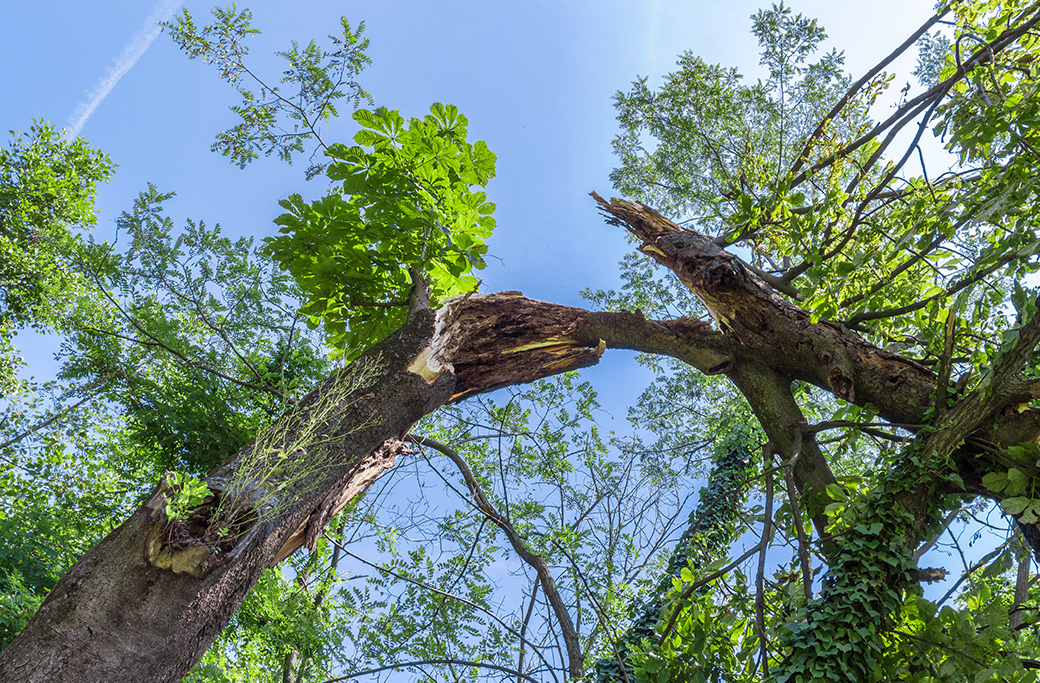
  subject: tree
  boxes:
[7,1,1040,681]
[0,122,114,389]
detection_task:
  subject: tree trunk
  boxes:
[592,194,1040,547]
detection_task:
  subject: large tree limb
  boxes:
[591,194,1040,549]
[0,293,733,683]
[729,362,835,535]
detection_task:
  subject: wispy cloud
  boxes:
[66,0,183,138]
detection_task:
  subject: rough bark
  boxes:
[0,293,732,683]
[0,304,452,682]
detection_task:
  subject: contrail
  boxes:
[66,0,184,138]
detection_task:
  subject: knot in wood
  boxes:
[828,367,855,403]
[700,262,740,290]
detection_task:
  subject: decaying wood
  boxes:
[276,438,417,565]
[591,193,941,420]
[7,198,1040,680]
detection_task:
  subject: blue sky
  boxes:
[4,0,937,400]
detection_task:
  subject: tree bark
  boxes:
[6,197,1040,680]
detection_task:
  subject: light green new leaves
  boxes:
[265,104,496,358]
[0,123,113,330]
[0,122,114,390]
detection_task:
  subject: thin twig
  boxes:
[324,534,555,675]
[406,434,585,678]
[756,443,775,677]
[317,658,541,683]
[786,428,813,603]
[0,372,116,455]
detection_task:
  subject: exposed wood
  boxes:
[591,193,939,420]
[6,202,1039,680]
[273,438,416,566]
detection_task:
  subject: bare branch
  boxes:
[789,8,950,178]
[406,434,584,679]
[756,444,775,677]
[318,658,541,683]
[785,428,813,603]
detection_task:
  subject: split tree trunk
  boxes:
[593,194,1040,539]
[0,292,728,682]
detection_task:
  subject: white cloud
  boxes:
[66,0,183,138]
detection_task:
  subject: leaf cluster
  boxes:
[266,104,496,357]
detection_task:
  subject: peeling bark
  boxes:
[591,193,939,420]
[6,198,1038,679]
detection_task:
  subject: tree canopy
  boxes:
[7,2,1040,682]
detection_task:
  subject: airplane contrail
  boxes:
[66,0,184,138]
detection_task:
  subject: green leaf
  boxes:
[265,104,496,358]
[1001,497,1030,515]
[1006,467,1029,496]
[982,471,1009,493]
[826,483,848,501]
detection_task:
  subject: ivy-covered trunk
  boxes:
[594,195,1040,679]
[4,208,1040,681]
[597,448,754,682]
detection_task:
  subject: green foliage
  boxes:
[266,104,496,357]
[0,378,135,649]
[631,581,758,683]
[59,184,329,475]
[186,539,353,682]
[983,457,1040,523]
[0,139,331,656]
[0,569,43,650]
[0,122,114,385]
[600,448,756,683]
[877,582,1038,683]
[0,122,114,328]
[165,472,213,521]
[611,3,847,225]
[164,6,372,170]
